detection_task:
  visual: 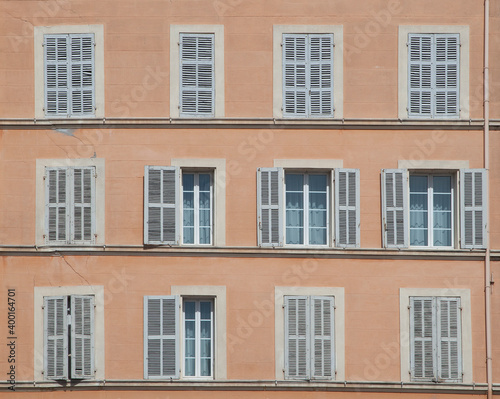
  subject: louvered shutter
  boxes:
[460,169,487,248]
[45,35,69,117]
[72,167,96,244]
[437,298,462,381]
[335,169,360,247]
[408,34,433,117]
[45,167,69,244]
[144,166,180,245]
[144,296,180,379]
[44,296,68,380]
[257,168,283,247]
[309,34,334,117]
[180,33,214,117]
[434,34,459,117]
[382,169,409,248]
[285,296,309,379]
[71,295,94,379]
[311,296,334,379]
[70,34,95,116]
[410,297,435,380]
[283,34,307,117]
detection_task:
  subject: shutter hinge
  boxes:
[407,305,410,309]
[280,43,283,47]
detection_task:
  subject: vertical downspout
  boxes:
[484,1,492,398]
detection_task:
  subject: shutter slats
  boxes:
[257,168,283,246]
[437,298,461,381]
[335,169,360,247]
[71,295,94,379]
[311,296,334,379]
[285,296,309,379]
[44,296,68,380]
[46,168,68,243]
[460,169,487,248]
[382,169,408,248]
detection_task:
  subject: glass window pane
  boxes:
[309,228,327,245]
[185,358,195,376]
[184,301,195,319]
[185,337,195,357]
[286,193,303,210]
[198,174,211,191]
[200,338,211,357]
[199,192,211,209]
[285,173,304,191]
[183,227,194,244]
[410,229,427,246]
[308,174,327,192]
[434,176,451,193]
[286,227,303,245]
[183,192,194,209]
[183,173,194,191]
[200,301,211,319]
[410,175,428,192]
[200,358,211,376]
[185,320,195,339]
[309,193,327,210]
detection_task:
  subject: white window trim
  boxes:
[275,286,345,381]
[399,288,472,383]
[35,158,105,246]
[34,285,105,381]
[398,25,469,120]
[34,25,105,120]
[171,286,227,380]
[398,160,469,170]
[170,25,224,118]
[273,25,343,119]
[171,158,225,246]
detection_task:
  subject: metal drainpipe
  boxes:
[484,1,492,399]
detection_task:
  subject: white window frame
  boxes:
[34,286,105,382]
[170,25,224,118]
[398,26,469,120]
[275,286,345,381]
[399,288,472,383]
[144,159,225,246]
[34,25,105,120]
[273,25,343,119]
[35,158,105,246]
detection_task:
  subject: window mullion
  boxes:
[194,173,200,245]
[196,300,201,377]
[304,174,310,245]
[428,176,433,247]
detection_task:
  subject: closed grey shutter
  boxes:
[460,169,487,248]
[408,34,433,117]
[71,295,94,379]
[70,34,95,116]
[180,33,214,117]
[410,297,435,380]
[45,167,68,244]
[435,34,459,117]
[45,35,69,117]
[44,296,68,380]
[335,169,360,247]
[437,298,461,381]
[309,34,334,117]
[144,166,180,245]
[311,296,334,379]
[283,34,307,117]
[285,296,309,379]
[73,167,95,243]
[382,169,408,248]
[257,168,283,246]
[144,296,179,379]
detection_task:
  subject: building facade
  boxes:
[1,0,500,398]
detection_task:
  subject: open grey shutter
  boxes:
[460,169,487,248]
[257,168,283,247]
[335,169,360,247]
[73,167,96,244]
[309,34,334,117]
[435,34,459,117]
[285,296,309,379]
[44,296,68,380]
[283,34,307,117]
[410,297,435,380]
[180,33,214,117]
[382,169,408,248]
[70,34,95,116]
[311,296,334,379]
[437,297,462,381]
[408,34,433,117]
[71,295,94,379]
[144,296,179,379]
[46,167,68,244]
[144,166,180,245]
[45,35,69,116]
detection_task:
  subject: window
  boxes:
[257,167,359,247]
[144,286,226,380]
[144,166,217,246]
[398,26,469,119]
[170,26,224,118]
[36,159,105,246]
[285,296,334,379]
[382,168,487,249]
[273,25,343,119]
[399,288,472,384]
[275,287,345,381]
[34,286,105,382]
[34,25,104,119]
[410,297,461,382]
[44,295,94,380]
